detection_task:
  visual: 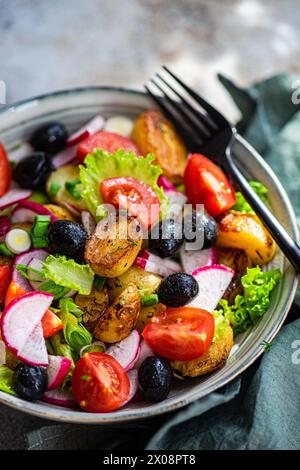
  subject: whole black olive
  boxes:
[48,220,88,259]
[138,357,172,402]
[149,219,183,258]
[13,363,48,401]
[183,210,217,249]
[157,272,199,307]
[13,152,53,189]
[29,121,68,155]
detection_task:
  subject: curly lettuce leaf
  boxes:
[0,365,16,396]
[79,149,169,219]
[42,255,94,295]
[217,266,281,336]
[212,310,230,342]
[233,180,268,213]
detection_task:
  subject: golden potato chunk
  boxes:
[75,287,109,331]
[43,204,76,221]
[171,325,233,377]
[131,109,187,183]
[107,265,162,302]
[93,283,141,343]
[136,303,166,333]
[85,215,142,278]
[217,211,275,265]
[46,164,87,211]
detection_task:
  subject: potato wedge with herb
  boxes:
[75,287,109,331]
[217,211,275,265]
[93,282,141,343]
[46,164,87,211]
[171,325,233,377]
[131,109,187,183]
[85,215,143,278]
[107,265,162,302]
[136,303,166,333]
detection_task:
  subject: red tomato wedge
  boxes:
[184,153,236,217]
[5,281,63,338]
[100,177,160,229]
[0,264,10,306]
[72,352,130,412]
[77,130,139,162]
[142,307,215,361]
[0,143,11,197]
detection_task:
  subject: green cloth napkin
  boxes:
[2,74,300,450]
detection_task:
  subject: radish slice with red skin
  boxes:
[11,200,57,224]
[0,292,53,366]
[135,250,181,277]
[47,355,72,391]
[52,145,77,169]
[0,216,10,243]
[12,248,49,291]
[0,189,32,210]
[123,369,139,405]
[106,330,140,371]
[158,176,178,192]
[180,245,218,274]
[60,201,81,218]
[188,264,234,312]
[66,115,105,147]
[27,250,49,290]
[43,388,78,408]
[135,340,154,369]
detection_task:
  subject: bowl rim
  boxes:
[0,86,298,424]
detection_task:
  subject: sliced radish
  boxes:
[135,250,181,277]
[104,115,133,137]
[180,244,218,274]
[43,388,78,408]
[0,291,53,366]
[0,189,32,210]
[5,228,31,254]
[8,142,33,164]
[188,264,234,312]
[106,330,140,371]
[47,355,72,391]
[12,248,48,291]
[166,190,188,219]
[135,340,154,369]
[11,200,57,224]
[52,145,77,169]
[60,201,81,218]
[66,115,105,146]
[158,176,178,192]
[17,322,48,366]
[123,369,139,405]
[81,211,96,236]
[0,216,10,243]
[27,250,49,290]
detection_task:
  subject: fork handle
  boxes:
[225,147,300,274]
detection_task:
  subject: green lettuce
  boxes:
[217,266,281,336]
[0,365,16,396]
[233,180,268,213]
[42,255,94,295]
[212,310,230,342]
[79,149,169,219]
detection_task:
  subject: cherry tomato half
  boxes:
[77,130,139,162]
[72,352,130,412]
[142,307,215,361]
[0,143,11,197]
[184,153,236,217]
[100,176,160,229]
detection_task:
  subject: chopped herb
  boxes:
[49,182,61,198]
[94,275,106,291]
[261,340,272,352]
[59,298,83,318]
[39,280,70,300]
[16,264,45,282]
[141,294,159,307]
[65,179,82,200]
[128,239,138,246]
[80,375,91,381]
[0,242,13,257]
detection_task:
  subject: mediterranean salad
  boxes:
[0,108,281,412]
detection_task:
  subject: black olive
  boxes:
[13,363,48,401]
[149,219,183,258]
[157,272,199,307]
[138,357,172,402]
[13,152,53,189]
[48,220,87,259]
[29,121,68,155]
[183,210,217,249]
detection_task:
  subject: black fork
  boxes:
[145,66,300,273]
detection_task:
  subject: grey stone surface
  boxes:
[1,0,300,120]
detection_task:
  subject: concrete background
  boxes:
[0,0,300,121]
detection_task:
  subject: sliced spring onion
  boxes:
[141,293,159,307]
[65,179,82,200]
[31,215,51,248]
[5,228,31,254]
[48,182,61,198]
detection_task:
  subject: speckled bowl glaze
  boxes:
[0,87,298,423]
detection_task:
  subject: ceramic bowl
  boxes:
[0,87,298,423]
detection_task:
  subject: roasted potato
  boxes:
[46,164,87,211]
[75,287,109,331]
[107,265,162,302]
[85,215,143,278]
[43,204,76,221]
[136,303,166,333]
[11,222,32,232]
[93,282,141,343]
[217,248,252,304]
[131,109,187,183]
[5,348,20,370]
[217,211,276,265]
[171,325,233,377]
